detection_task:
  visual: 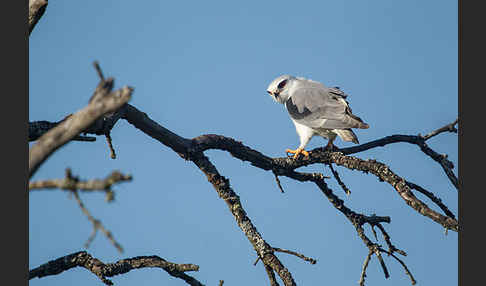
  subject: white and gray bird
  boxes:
[266,75,369,158]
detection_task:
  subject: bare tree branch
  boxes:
[379,248,417,285]
[324,152,458,231]
[192,153,296,286]
[406,181,456,219]
[120,103,458,283]
[29,251,203,286]
[327,163,351,195]
[273,171,285,193]
[373,245,390,279]
[121,105,297,285]
[421,118,458,141]
[375,223,407,256]
[263,263,280,286]
[29,80,132,178]
[186,133,458,231]
[105,133,117,159]
[29,0,48,35]
[273,247,317,264]
[29,3,457,284]
[29,61,456,284]
[338,134,458,190]
[29,169,132,201]
[359,250,373,286]
[29,121,96,142]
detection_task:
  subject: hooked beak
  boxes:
[267,90,279,98]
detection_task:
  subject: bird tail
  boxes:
[334,129,359,144]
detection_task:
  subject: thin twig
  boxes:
[273,170,285,193]
[93,61,105,81]
[327,163,351,195]
[379,248,416,285]
[373,246,390,279]
[71,191,124,253]
[370,225,378,241]
[421,119,458,141]
[375,223,407,256]
[253,256,261,266]
[105,133,117,159]
[273,247,317,264]
[359,250,373,286]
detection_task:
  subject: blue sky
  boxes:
[29,1,457,285]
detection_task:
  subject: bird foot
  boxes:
[324,141,336,152]
[286,148,309,159]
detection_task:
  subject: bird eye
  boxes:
[277,80,287,89]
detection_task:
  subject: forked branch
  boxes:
[29,251,203,286]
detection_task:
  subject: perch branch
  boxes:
[29,251,202,286]
[186,133,457,231]
[120,103,458,283]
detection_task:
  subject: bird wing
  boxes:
[285,84,369,130]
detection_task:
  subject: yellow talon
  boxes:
[285,148,309,159]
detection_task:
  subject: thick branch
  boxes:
[29,0,48,35]
[191,153,296,286]
[28,81,132,178]
[29,251,202,286]
[29,121,96,142]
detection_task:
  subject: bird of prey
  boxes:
[266,75,369,158]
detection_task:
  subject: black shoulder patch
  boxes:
[329,87,348,98]
[286,97,312,120]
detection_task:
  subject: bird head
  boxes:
[266,75,295,104]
